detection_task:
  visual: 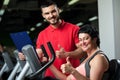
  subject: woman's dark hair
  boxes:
[78,24,100,47]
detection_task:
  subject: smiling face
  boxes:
[78,33,96,52]
[41,4,60,25]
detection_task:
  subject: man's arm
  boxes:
[66,46,85,59]
[56,44,85,59]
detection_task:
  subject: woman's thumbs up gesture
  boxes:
[61,57,75,74]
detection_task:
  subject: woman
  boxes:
[50,24,109,80]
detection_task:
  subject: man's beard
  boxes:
[47,16,60,25]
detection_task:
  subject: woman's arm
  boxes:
[89,54,109,80]
[67,68,89,80]
[49,65,67,80]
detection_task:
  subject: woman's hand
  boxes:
[18,52,25,60]
[61,57,74,74]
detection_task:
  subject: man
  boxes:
[19,0,83,78]
[36,0,84,77]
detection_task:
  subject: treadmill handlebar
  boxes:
[29,42,56,79]
[41,45,49,59]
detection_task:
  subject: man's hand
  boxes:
[56,44,67,58]
[36,48,48,64]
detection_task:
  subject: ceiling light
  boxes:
[89,16,98,21]
[27,31,30,34]
[43,19,47,22]
[68,0,79,5]
[3,0,10,5]
[59,9,63,13]
[0,9,5,16]
[30,27,35,31]
[76,22,83,26]
[36,22,42,27]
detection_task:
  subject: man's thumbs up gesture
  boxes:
[56,44,67,58]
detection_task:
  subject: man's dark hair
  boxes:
[40,0,57,9]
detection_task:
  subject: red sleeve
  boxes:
[36,32,43,49]
[73,26,80,44]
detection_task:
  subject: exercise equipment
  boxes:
[16,42,55,80]
[7,50,26,80]
[108,59,120,80]
[0,51,14,78]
